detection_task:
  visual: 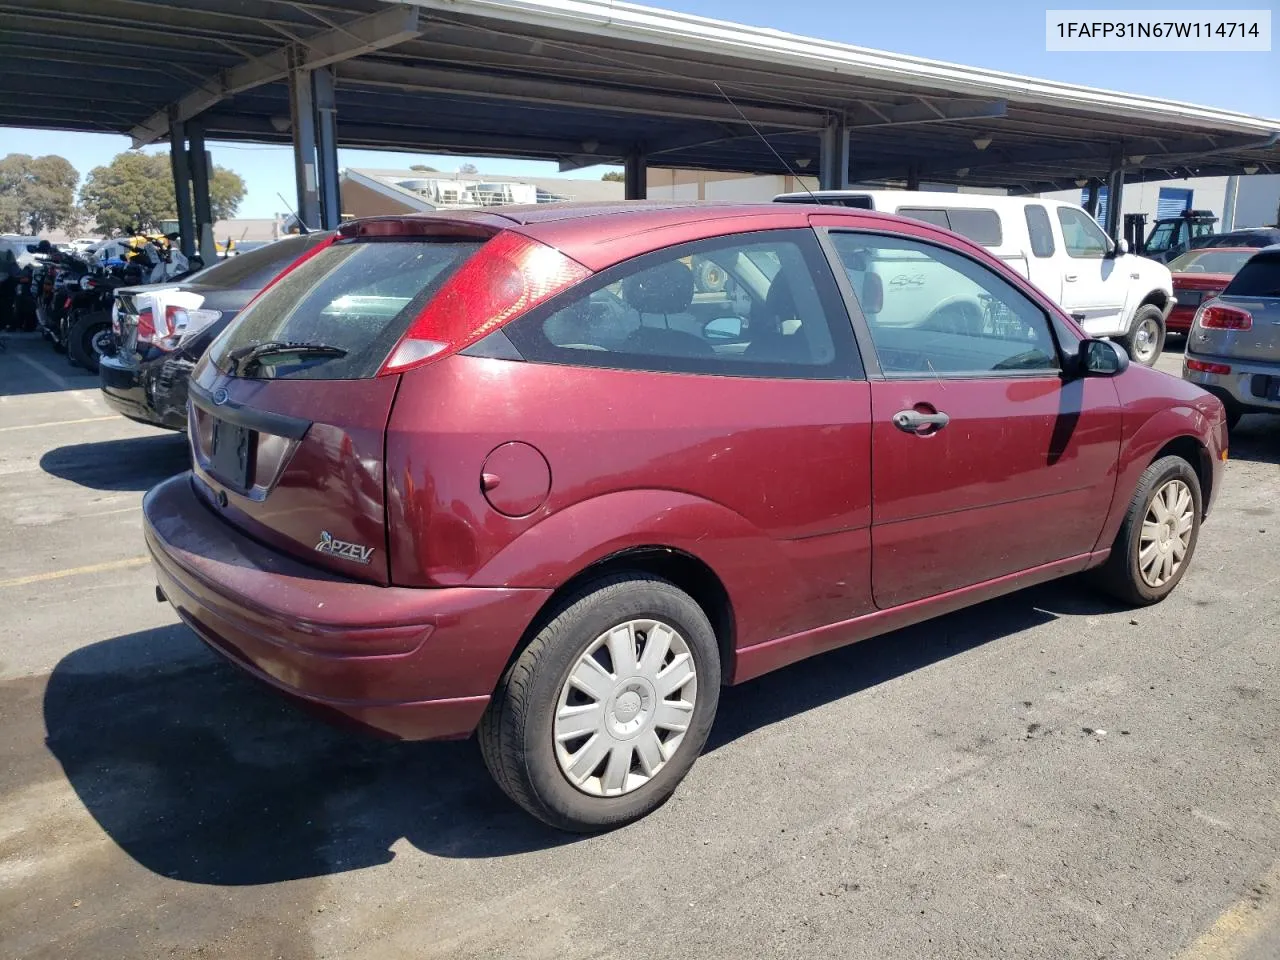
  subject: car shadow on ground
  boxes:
[44,579,1121,883]
[40,433,190,491]
[0,335,100,397]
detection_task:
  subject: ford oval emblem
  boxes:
[212,387,230,406]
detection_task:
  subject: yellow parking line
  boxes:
[0,556,150,588]
[1175,859,1280,960]
[0,415,117,433]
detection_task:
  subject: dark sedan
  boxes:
[100,233,330,429]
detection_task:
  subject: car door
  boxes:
[1054,205,1130,333]
[819,221,1123,609]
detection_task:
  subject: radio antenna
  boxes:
[276,192,311,234]
[711,81,820,202]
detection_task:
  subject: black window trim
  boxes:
[815,225,1075,382]
[501,227,867,382]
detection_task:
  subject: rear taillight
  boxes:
[1196,303,1252,330]
[1187,359,1232,375]
[136,306,155,343]
[380,231,590,375]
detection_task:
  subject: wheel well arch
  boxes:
[1152,434,1212,515]
[498,546,737,691]
[1137,289,1171,315]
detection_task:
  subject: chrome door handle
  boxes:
[1064,274,1079,281]
[893,409,950,435]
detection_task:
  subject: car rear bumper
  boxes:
[142,473,552,740]
[1182,350,1280,414]
[99,353,189,430]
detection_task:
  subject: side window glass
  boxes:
[505,230,861,380]
[1057,206,1111,259]
[895,207,951,230]
[830,231,1060,377]
[1024,204,1056,258]
[1145,222,1175,253]
[945,209,1003,247]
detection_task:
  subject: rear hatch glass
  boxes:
[192,236,485,582]
[207,239,483,380]
[1223,252,1280,298]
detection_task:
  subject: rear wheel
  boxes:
[68,312,111,373]
[1092,455,1201,605]
[1120,304,1165,366]
[479,573,720,831]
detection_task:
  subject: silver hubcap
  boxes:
[1139,479,1194,587]
[1133,319,1160,362]
[554,618,697,797]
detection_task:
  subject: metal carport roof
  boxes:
[1,0,1277,193]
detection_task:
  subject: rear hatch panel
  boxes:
[189,362,399,584]
[185,224,512,585]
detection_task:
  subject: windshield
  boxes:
[1169,249,1254,275]
[208,238,484,379]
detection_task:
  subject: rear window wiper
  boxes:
[228,340,347,375]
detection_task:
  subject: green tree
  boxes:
[601,170,625,182]
[209,167,246,222]
[80,152,246,235]
[458,162,479,175]
[0,153,79,233]
[409,164,439,172]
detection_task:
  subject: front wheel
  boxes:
[1120,305,1165,367]
[1092,455,1202,605]
[479,573,721,831]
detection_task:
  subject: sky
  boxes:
[6,0,1277,220]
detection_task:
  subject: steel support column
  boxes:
[817,120,849,190]
[624,149,646,200]
[906,164,921,191]
[168,119,195,258]
[187,121,216,265]
[1105,166,1125,242]
[312,67,341,229]
[1083,182,1099,217]
[289,58,321,230]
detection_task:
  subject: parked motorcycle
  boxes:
[26,234,199,373]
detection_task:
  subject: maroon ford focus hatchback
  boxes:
[143,202,1227,830]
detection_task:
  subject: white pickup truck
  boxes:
[774,189,1175,365]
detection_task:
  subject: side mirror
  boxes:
[1078,338,1129,377]
[1110,238,1130,257]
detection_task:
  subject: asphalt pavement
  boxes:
[1,332,1278,960]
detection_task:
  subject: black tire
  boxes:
[1119,304,1165,367]
[1092,455,1202,606]
[67,312,110,374]
[479,573,721,832]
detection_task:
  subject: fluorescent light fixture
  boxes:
[972,135,993,151]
